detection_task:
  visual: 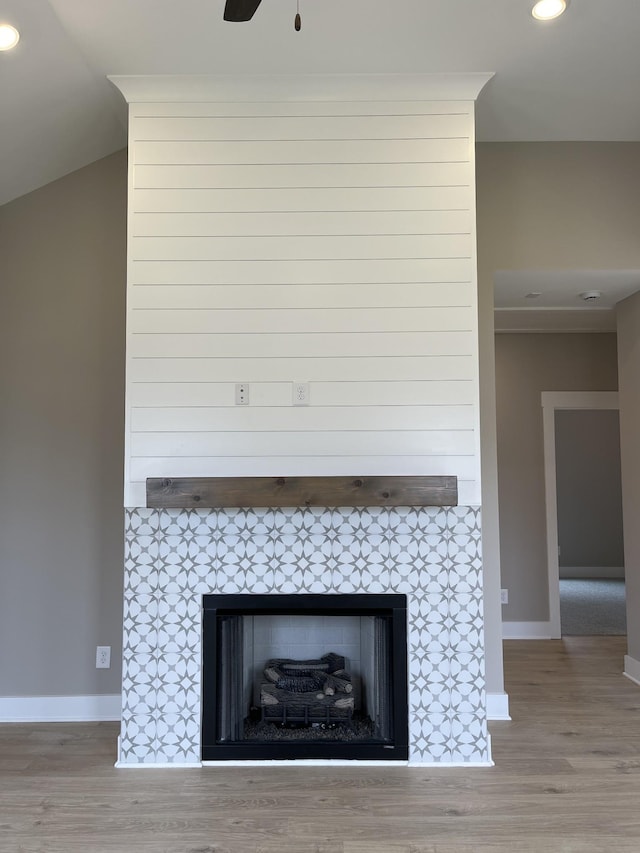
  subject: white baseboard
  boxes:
[502,621,552,640]
[486,692,511,720]
[0,694,121,722]
[624,655,640,687]
[560,566,625,580]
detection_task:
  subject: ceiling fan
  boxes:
[223,0,264,21]
[224,0,302,28]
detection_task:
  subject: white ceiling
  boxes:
[2,0,640,206]
[494,270,640,332]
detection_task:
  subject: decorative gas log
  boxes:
[260,652,354,724]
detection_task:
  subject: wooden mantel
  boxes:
[146,476,457,509]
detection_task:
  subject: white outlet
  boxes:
[293,381,310,406]
[96,645,111,669]
[235,383,249,405]
[501,589,509,605]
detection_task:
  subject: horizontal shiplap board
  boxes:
[134,162,472,190]
[128,307,474,335]
[131,210,472,238]
[129,258,473,285]
[129,355,475,383]
[134,138,470,166]
[130,430,475,458]
[130,405,475,433]
[128,453,478,487]
[127,283,473,311]
[129,380,475,408]
[124,88,480,505]
[132,186,471,213]
[128,330,474,359]
[130,234,471,262]
[131,101,472,119]
[132,113,471,141]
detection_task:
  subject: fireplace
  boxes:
[114,73,493,768]
[118,486,491,767]
[202,593,408,761]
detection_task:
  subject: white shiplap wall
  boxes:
[112,75,491,508]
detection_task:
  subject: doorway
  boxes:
[542,391,622,638]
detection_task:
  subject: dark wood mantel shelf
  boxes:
[146,476,457,509]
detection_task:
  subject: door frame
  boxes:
[541,390,620,638]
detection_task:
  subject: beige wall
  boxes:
[555,409,624,573]
[617,291,640,662]
[0,151,127,696]
[477,143,640,673]
[495,334,618,620]
[2,141,639,701]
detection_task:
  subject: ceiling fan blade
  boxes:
[223,0,263,21]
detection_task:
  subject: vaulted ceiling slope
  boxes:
[2,0,640,205]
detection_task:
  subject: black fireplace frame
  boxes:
[202,593,409,761]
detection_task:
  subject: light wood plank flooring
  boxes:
[1,637,640,852]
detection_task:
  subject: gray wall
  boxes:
[495,334,619,622]
[477,143,640,657]
[2,142,640,700]
[0,151,126,696]
[555,409,624,574]
[617,291,640,663]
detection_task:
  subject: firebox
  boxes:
[202,594,408,761]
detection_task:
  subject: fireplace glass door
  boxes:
[202,594,408,761]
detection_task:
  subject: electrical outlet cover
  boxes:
[293,381,310,406]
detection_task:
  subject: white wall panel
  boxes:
[129,380,474,408]
[133,186,472,213]
[134,138,471,165]
[133,163,472,189]
[130,234,471,262]
[130,258,473,285]
[119,76,483,507]
[130,355,474,384]
[132,431,475,461]
[132,112,472,139]
[130,405,475,433]
[128,330,474,359]
[127,282,473,311]
[129,307,474,335]
[131,211,472,238]
[130,99,473,119]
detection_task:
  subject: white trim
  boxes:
[503,621,552,640]
[541,391,619,411]
[116,761,202,769]
[541,391,620,639]
[0,694,121,722]
[109,73,494,104]
[486,692,511,720]
[115,758,494,768]
[559,566,625,579]
[624,655,640,687]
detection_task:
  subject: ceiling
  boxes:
[2,0,640,323]
[494,270,640,332]
[2,0,640,207]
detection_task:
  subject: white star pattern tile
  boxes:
[119,505,490,766]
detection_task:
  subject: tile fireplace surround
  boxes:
[119,504,491,767]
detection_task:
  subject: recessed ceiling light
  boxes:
[0,23,20,50]
[532,0,567,21]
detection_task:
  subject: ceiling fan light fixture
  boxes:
[532,0,567,21]
[0,23,20,50]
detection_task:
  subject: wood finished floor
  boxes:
[2,637,640,852]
